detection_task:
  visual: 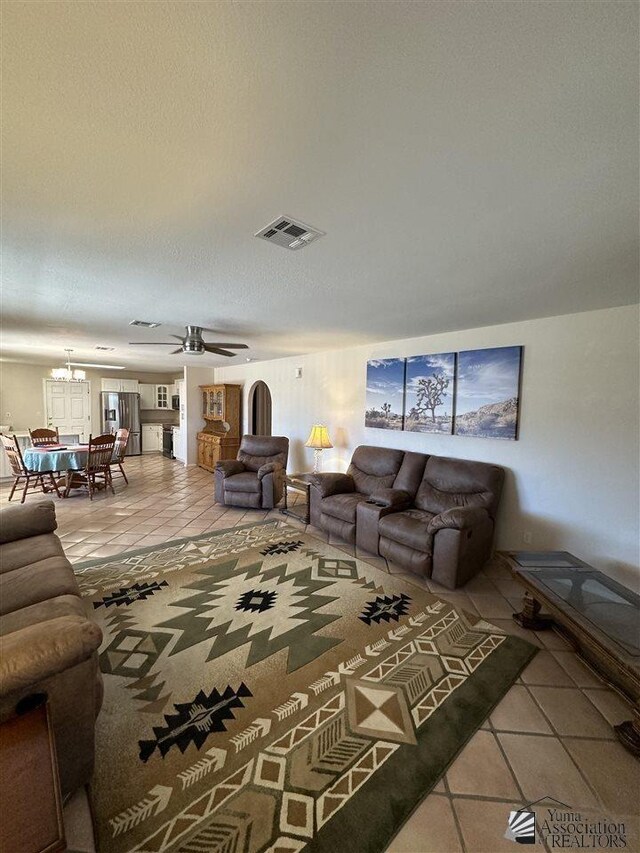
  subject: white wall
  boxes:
[215,305,640,588]
[183,365,215,465]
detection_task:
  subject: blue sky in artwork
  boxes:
[366,358,405,413]
[456,346,521,414]
[405,353,455,416]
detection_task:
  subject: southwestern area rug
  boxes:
[75,520,536,853]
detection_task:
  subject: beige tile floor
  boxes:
[3,454,638,853]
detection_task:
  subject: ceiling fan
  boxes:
[129,325,249,357]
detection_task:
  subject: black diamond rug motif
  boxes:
[359,593,412,625]
[235,588,277,613]
[93,580,169,609]
[260,539,304,556]
[138,683,252,762]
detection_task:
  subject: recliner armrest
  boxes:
[0,616,103,702]
[215,460,246,478]
[0,501,58,545]
[257,461,283,479]
[428,506,491,533]
[366,488,413,510]
[310,472,354,498]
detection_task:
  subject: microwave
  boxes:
[171,395,180,410]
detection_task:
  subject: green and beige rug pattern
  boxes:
[77,520,536,853]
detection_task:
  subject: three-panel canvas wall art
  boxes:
[365,345,523,440]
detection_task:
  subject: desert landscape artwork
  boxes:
[404,352,456,434]
[365,358,406,429]
[453,345,522,439]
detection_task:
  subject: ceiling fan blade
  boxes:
[129,342,179,345]
[205,342,249,349]
[170,348,184,354]
[203,344,236,357]
[170,335,185,341]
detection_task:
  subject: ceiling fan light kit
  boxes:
[129,325,249,357]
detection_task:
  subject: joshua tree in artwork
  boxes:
[381,402,392,419]
[415,374,449,422]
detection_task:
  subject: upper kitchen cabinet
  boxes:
[156,384,170,409]
[139,384,156,409]
[101,378,139,393]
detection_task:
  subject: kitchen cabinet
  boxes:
[139,383,175,410]
[142,424,163,453]
[156,385,170,409]
[139,384,156,409]
[172,427,184,463]
[101,378,139,393]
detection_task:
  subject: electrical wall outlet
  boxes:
[523,531,533,544]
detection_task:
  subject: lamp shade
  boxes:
[305,424,333,450]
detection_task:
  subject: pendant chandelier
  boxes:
[51,349,86,382]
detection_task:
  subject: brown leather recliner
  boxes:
[309,446,425,543]
[310,446,504,589]
[215,435,289,509]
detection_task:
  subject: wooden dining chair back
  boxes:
[65,433,116,500]
[111,428,130,484]
[1,433,61,503]
[29,427,60,447]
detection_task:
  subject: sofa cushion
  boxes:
[0,532,66,574]
[347,446,405,496]
[321,493,368,523]
[378,508,435,552]
[0,594,86,637]
[414,455,505,517]
[223,472,261,493]
[0,557,80,616]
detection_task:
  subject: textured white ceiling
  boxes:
[1,1,638,370]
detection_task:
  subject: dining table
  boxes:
[23,444,90,496]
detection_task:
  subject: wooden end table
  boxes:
[0,702,65,852]
[280,473,313,524]
[502,550,640,757]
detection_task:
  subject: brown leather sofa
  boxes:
[0,501,103,798]
[215,435,289,509]
[310,446,504,589]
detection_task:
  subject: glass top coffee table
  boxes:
[503,550,640,756]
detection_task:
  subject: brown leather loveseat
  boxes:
[0,501,103,798]
[310,446,504,589]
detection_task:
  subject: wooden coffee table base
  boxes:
[614,704,640,758]
[513,592,554,631]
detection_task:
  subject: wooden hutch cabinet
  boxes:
[196,384,242,472]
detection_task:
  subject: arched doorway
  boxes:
[249,381,272,436]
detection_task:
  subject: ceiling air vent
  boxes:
[95,345,115,351]
[129,320,161,328]
[255,216,325,250]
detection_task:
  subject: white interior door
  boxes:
[44,380,92,441]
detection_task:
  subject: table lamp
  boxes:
[305,424,333,473]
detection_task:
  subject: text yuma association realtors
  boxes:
[541,808,627,849]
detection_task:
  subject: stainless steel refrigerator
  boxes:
[101,392,141,455]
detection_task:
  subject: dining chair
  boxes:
[110,427,130,484]
[28,427,60,446]
[64,433,116,500]
[1,433,61,503]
